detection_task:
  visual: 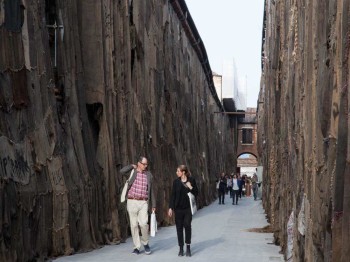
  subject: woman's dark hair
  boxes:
[178,165,191,177]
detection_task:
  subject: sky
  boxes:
[185,0,265,107]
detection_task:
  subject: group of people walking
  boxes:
[120,157,198,257]
[216,172,260,205]
[119,157,260,258]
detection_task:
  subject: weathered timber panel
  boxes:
[0,0,236,260]
[258,0,349,261]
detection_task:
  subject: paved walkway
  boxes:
[54,196,284,262]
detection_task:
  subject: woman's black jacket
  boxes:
[169,176,198,210]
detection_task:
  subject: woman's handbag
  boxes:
[120,169,135,203]
[182,180,197,215]
[188,192,197,215]
[150,210,157,237]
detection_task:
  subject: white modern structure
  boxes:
[220,59,247,111]
[212,72,222,101]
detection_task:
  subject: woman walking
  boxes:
[168,165,198,257]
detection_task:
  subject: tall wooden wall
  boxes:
[258,0,349,261]
[0,0,236,260]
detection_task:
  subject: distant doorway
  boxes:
[237,153,257,178]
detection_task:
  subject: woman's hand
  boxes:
[185,181,193,190]
[168,208,173,217]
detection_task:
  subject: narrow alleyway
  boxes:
[54,196,284,262]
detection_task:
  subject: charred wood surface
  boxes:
[258,0,349,261]
[0,1,236,260]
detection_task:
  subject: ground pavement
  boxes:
[54,195,285,262]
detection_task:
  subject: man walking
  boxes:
[252,173,259,200]
[120,156,156,255]
[237,174,243,198]
[217,172,227,204]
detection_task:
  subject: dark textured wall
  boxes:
[258,0,349,261]
[0,0,236,260]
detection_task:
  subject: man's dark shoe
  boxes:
[132,248,140,255]
[144,244,151,255]
[178,246,184,256]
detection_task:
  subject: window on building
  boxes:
[242,128,253,144]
